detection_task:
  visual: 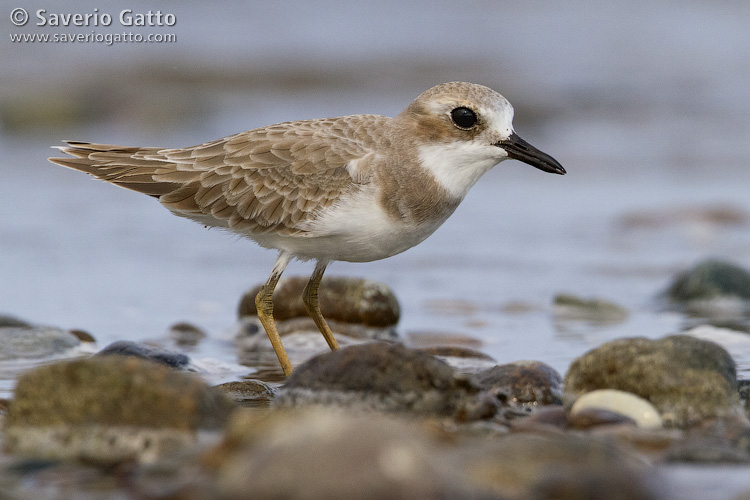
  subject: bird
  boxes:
[50,81,565,376]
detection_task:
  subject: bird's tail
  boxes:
[49,141,179,197]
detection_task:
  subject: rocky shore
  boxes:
[1,259,749,499]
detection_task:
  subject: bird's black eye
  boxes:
[450,107,478,129]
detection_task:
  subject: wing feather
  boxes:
[49,115,390,236]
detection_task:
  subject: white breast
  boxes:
[248,182,445,263]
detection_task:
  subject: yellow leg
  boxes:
[302,261,340,351]
[255,253,294,376]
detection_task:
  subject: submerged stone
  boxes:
[168,321,207,347]
[553,293,629,324]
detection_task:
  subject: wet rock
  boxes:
[474,361,563,409]
[234,277,402,372]
[4,356,236,463]
[168,321,207,347]
[684,325,750,373]
[238,275,400,327]
[467,433,657,500]
[204,407,484,500]
[564,335,740,428]
[214,380,276,407]
[96,340,190,369]
[664,259,750,303]
[0,325,81,360]
[275,343,496,420]
[663,259,750,331]
[553,293,629,324]
[569,389,662,429]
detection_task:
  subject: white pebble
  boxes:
[570,389,662,428]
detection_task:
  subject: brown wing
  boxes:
[50,114,390,236]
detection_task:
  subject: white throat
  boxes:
[417,141,505,199]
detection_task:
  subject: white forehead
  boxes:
[479,98,515,138]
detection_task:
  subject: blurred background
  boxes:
[2,0,750,374]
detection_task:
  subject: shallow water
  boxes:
[3,0,750,375]
[3,0,750,495]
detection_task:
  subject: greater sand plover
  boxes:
[50,82,565,375]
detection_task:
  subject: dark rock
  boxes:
[4,356,236,463]
[553,293,629,324]
[96,340,190,369]
[0,326,81,360]
[663,259,750,331]
[474,361,563,408]
[238,275,400,327]
[275,343,496,420]
[168,322,207,347]
[204,408,487,500]
[564,335,740,428]
[665,259,750,302]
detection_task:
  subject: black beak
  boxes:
[496,133,566,175]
